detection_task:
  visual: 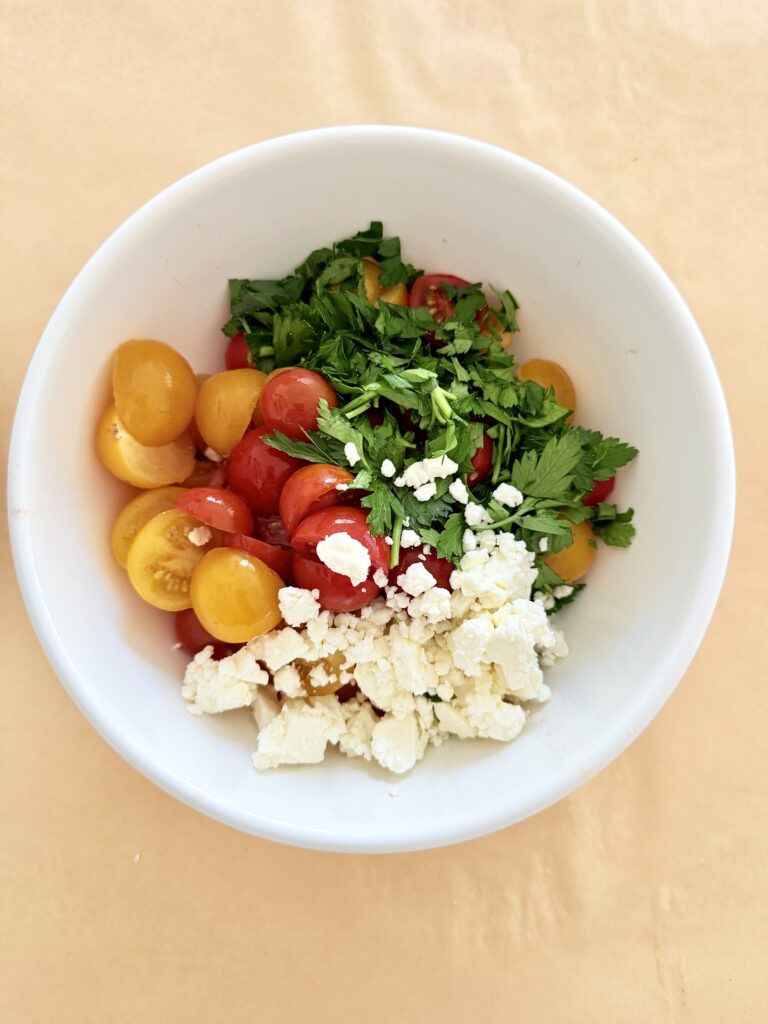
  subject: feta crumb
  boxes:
[407,587,452,623]
[462,529,478,552]
[204,446,224,463]
[397,562,437,597]
[394,476,405,487]
[493,483,524,508]
[187,525,213,546]
[539,537,549,552]
[372,568,389,588]
[402,456,459,489]
[278,587,321,627]
[448,478,469,504]
[464,502,492,527]
[413,482,437,502]
[380,459,396,478]
[400,529,421,549]
[273,664,304,698]
[384,536,394,546]
[553,585,574,599]
[371,714,427,774]
[344,441,361,467]
[533,590,556,611]
[316,531,371,586]
[253,697,345,769]
[252,686,280,731]
[336,483,349,491]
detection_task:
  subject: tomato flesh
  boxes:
[258,368,338,440]
[225,331,251,370]
[409,274,470,324]
[96,403,195,489]
[195,368,268,454]
[113,339,197,446]
[293,554,379,612]
[228,427,306,516]
[175,608,229,659]
[226,533,294,583]
[582,476,616,506]
[389,549,454,591]
[291,506,389,576]
[467,432,493,487]
[175,486,253,535]
[191,547,283,643]
[542,520,597,583]
[279,464,354,536]
[111,486,187,568]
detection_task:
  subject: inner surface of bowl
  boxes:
[9,128,733,851]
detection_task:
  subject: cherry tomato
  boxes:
[226,533,294,582]
[228,427,306,516]
[291,506,389,576]
[225,331,251,370]
[278,464,355,536]
[542,520,597,583]
[467,432,493,487]
[258,368,338,440]
[110,485,187,568]
[300,652,347,695]
[195,368,268,454]
[255,515,291,548]
[478,310,515,348]
[96,403,196,488]
[174,608,229,659]
[293,554,379,612]
[389,549,454,590]
[361,258,409,307]
[518,359,576,417]
[191,547,283,643]
[582,476,616,506]
[113,340,197,446]
[175,487,254,535]
[409,274,471,323]
[367,408,385,428]
[126,508,220,611]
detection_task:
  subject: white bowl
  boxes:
[8,127,734,852]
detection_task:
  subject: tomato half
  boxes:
[292,554,379,613]
[191,548,283,643]
[409,274,471,324]
[518,359,576,418]
[582,476,616,506]
[113,339,197,446]
[175,608,229,659]
[110,485,187,568]
[291,506,389,576]
[467,432,493,488]
[258,368,338,440]
[175,486,254,535]
[226,533,294,583]
[225,331,251,370]
[542,520,597,583]
[228,427,306,516]
[195,368,268,454]
[96,404,195,488]
[278,464,355,536]
[389,549,454,591]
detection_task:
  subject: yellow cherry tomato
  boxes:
[113,339,197,446]
[362,258,408,307]
[518,359,576,417]
[96,403,196,488]
[110,486,187,568]
[195,368,268,455]
[191,547,282,643]
[126,508,220,611]
[479,310,515,349]
[542,520,597,583]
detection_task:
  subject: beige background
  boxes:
[2,1,767,1021]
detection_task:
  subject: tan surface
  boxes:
[2,2,767,1021]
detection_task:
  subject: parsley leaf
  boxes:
[592,505,636,547]
[510,434,585,499]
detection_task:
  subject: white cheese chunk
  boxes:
[316,531,371,586]
[187,525,213,546]
[344,441,361,466]
[492,483,524,508]
[397,562,437,597]
[448,478,469,504]
[278,586,321,626]
[401,456,458,489]
[380,459,396,478]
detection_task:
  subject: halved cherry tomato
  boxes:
[191,548,283,643]
[367,408,385,428]
[225,331,251,370]
[195,368,268,454]
[389,549,454,591]
[110,485,187,568]
[278,464,355,536]
[293,554,379,612]
[96,404,196,488]
[226,533,294,583]
[361,258,409,307]
[467,432,493,487]
[582,476,616,506]
[175,487,254,535]
[518,359,576,417]
[291,506,389,576]
[409,274,471,323]
[113,340,197,446]
[255,515,291,548]
[228,427,306,516]
[175,608,229,659]
[126,508,220,611]
[542,520,597,583]
[258,368,338,440]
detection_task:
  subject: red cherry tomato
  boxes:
[225,331,251,370]
[367,408,385,428]
[258,368,339,440]
[291,506,389,576]
[279,464,355,536]
[292,554,379,612]
[582,476,616,506]
[174,608,229,659]
[175,486,253,535]
[228,427,306,516]
[255,515,291,548]
[409,274,471,323]
[467,432,493,487]
[226,533,294,583]
[389,549,454,590]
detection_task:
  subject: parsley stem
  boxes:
[390,515,403,569]
[474,515,516,532]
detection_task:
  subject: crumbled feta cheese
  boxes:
[371,713,427,774]
[338,701,378,761]
[462,529,478,552]
[344,441,361,467]
[380,459,396,478]
[248,627,309,671]
[413,482,437,502]
[278,587,321,627]
[553,585,574,599]
[394,476,405,487]
[407,587,452,624]
[252,685,280,731]
[182,647,267,714]
[464,503,492,527]
[273,664,304,698]
[204,446,224,463]
[402,456,458,489]
[533,590,556,611]
[448,478,469,504]
[187,525,213,546]
[372,568,389,588]
[539,537,549,552]
[493,483,524,508]
[397,562,437,597]
[316,531,371,586]
[336,483,348,491]
[400,529,421,548]
[384,536,393,546]
[252,697,346,769]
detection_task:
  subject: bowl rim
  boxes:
[7,125,735,852]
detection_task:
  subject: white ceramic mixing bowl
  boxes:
[8,127,734,852]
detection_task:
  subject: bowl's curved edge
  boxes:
[7,126,736,853]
